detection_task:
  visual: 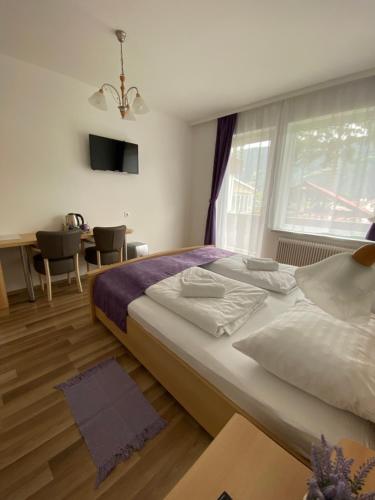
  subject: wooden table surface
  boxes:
[166,413,311,500]
[338,438,375,493]
[0,229,133,249]
[166,414,375,500]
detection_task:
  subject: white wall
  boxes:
[0,54,193,291]
[189,121,216,245]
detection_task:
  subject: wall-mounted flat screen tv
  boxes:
[89,134,139,174]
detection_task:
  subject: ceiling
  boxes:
[1,0,375,124]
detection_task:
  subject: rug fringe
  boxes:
[95,417,167,487]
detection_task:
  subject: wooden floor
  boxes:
[0,280,211,500]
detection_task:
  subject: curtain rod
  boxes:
[190,67,375,126]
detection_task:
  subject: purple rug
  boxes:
[56,358,167,486]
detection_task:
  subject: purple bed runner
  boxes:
[93,247,232,331]
[56,358,167,487]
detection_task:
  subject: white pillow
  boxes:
[233,300,375,423]
[295,252,375,324]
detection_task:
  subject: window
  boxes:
[272,106,375,239]
[216,128,273,256]
[216,78,375,256]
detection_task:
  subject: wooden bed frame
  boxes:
[88,243,375,467]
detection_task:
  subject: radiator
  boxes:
[276,237,353,267]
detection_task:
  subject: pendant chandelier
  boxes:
[89,30,149,120]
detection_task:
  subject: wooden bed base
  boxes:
[87,243,374,467]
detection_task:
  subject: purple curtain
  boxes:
[366,223,375,241]
[204,113,237,245]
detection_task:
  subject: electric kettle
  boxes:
[65,213,85,229]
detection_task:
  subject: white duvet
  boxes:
[204,254,297,294]
[145,267,268,337]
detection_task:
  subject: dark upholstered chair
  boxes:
[33,230,82,301]
[85,226,126,270]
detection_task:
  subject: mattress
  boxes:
[128,290,375,459]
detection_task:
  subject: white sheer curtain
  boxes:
[216,76,375,255]
[216,103,282,256]
[271,78,375,239]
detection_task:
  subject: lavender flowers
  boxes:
[307,435,375,500]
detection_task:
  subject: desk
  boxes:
[338,438,375,493]
[0,228,133,311]
[166,413,310,500]
[166,414,375,500]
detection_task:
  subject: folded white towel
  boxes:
[180,276,225,298]
[182,268,215,282]
[244,257,279,271]
[147,267,268,337]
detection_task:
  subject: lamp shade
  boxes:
[295,252,375,324]
[132,93,149,114]
[124,106,136,121]
[88,90,107,111]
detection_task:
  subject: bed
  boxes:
[88,245,375,466]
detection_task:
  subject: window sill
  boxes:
[270,229,369,249]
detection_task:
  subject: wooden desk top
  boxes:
[166,415,375,500]
[0,228,133,249]
[338,439,375,493]
[166,413,310,500]
[0,233,38,248]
